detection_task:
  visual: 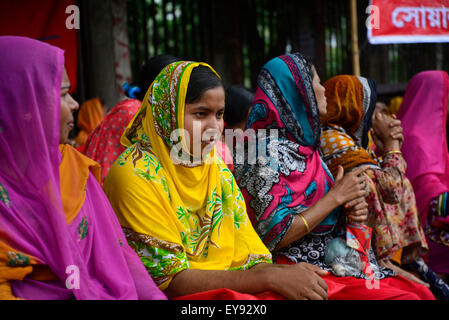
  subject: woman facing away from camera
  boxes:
[233,52,435,299]
[0,36,166,300]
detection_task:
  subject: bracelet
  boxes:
[298,212,310,233]
[383,150,402,157]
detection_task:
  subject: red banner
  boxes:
[367,0,449,44]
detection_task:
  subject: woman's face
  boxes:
[184,86,225,156]
[312,67,327,116]
[59,68,79,144]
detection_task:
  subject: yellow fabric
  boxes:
[75,97,104,146]
[59,144,101,224]
[0,239,34,300]
[104,61,271,290]
[391,247,403,265]
[386,96,403,116]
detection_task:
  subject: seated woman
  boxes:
[233,52,435,299]
[103,60,332,300]
[0,36,165,300]
[398,70,449,285]
[320,74,449,299]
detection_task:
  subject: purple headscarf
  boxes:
[0,36,166,300]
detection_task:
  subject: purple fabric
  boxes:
[0,36,166,300]
[398,70,449,274]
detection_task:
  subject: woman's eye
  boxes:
[195,112,206,117]
[216,112,224,118]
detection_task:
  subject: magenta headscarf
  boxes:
[398,70,449,224]
[0,36,165,300]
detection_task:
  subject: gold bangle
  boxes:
[298,212,310,233]
[383,150,402,157]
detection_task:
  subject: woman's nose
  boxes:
[70,96,79,112]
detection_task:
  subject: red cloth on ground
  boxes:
[173,272,435,300]
[174,288,285,300]
[173,256,435,300]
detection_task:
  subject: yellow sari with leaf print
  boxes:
[103,61,271,290]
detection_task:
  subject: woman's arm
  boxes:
[275,166,368,250]
[164,262,329,300]
[370,113,409,203]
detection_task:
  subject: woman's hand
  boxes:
[344,196,369,223]
[260,262,329,300]
[371,113,403,153]
[328,166,367,207]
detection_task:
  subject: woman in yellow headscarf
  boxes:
[75,97,104,147]
[103,61,331,300]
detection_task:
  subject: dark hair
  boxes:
[224,85,255,126]
[127,54,181,100]
[303,55,316,78]
[185,65,223,103]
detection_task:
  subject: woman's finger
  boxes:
[388,119,401,128]
[352,201,368,211]
[312,284,328,300]
[344,197,363,209]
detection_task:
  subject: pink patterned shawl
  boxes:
[234,53,338,252]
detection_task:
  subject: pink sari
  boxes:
[0,36,165,299]
[398,70,449,274]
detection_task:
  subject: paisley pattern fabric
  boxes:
[233,53,395,280]
[234,53,340,253]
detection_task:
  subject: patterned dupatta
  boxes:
[234,53,339,253]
